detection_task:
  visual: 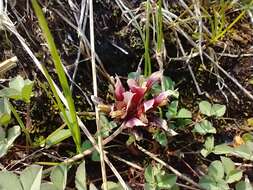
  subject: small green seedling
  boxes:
[81,140,100,162]
[202,138,253,161]
[201,135,215,157]
[75,161,87,190]
[153,130,168,147]
[99,114,117,138]
[199,157,243,190]
[0,125,20,157]
[0,97,11,126]
[144,164,178,190]
[193,119,216,135]
[0,164,72,190]
[0,165,42,190]
[199,101,226,117]
[193,101,226,135]
[0,75,34,103]
[0,75,34,145]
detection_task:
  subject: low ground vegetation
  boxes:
[0,0,253,190]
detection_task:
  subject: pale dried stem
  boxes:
[3,13,129,190]
[174,31,205,95]
[64,123,126,164]
[163,9,253,101]
[88,0,107,189]
[0,56,18,75]
[192,0,203,64]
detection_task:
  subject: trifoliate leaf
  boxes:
[199,101,212,116]
[176,108,192,118]
[193,120,216,135]
[20,165,43,190]
[0,171,23,190]
[50,164,67,190]
[75,161,87,190]
[208,161,224,181]
[211,104,226,117]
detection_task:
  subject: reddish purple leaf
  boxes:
[122,91,135,118]
[111,71,172,131]
[127,78,138,90]
[115,76,125,101]
[146,70,163,90]
[151,117,168,131]
[154,91,170,107]
[150,116,178,136]
[144,99,154,112]
[124,117,147,128]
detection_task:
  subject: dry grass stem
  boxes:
[89,0,108,188]
[0,56,18,75]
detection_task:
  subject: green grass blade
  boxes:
[8,101,32,145]
[156,0,163,53]
[144,0,151,77]
[31,0,81,152]
[212,0,253,43]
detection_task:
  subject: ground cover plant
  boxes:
[0,0,253,189]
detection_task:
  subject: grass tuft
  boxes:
[31,0,81,152]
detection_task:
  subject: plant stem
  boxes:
[144,0,151,77]
[213,0,253,43]
[89,0,108,189]
[31,0,81,152]
[8,101,32,145]
[156,0,165,90]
